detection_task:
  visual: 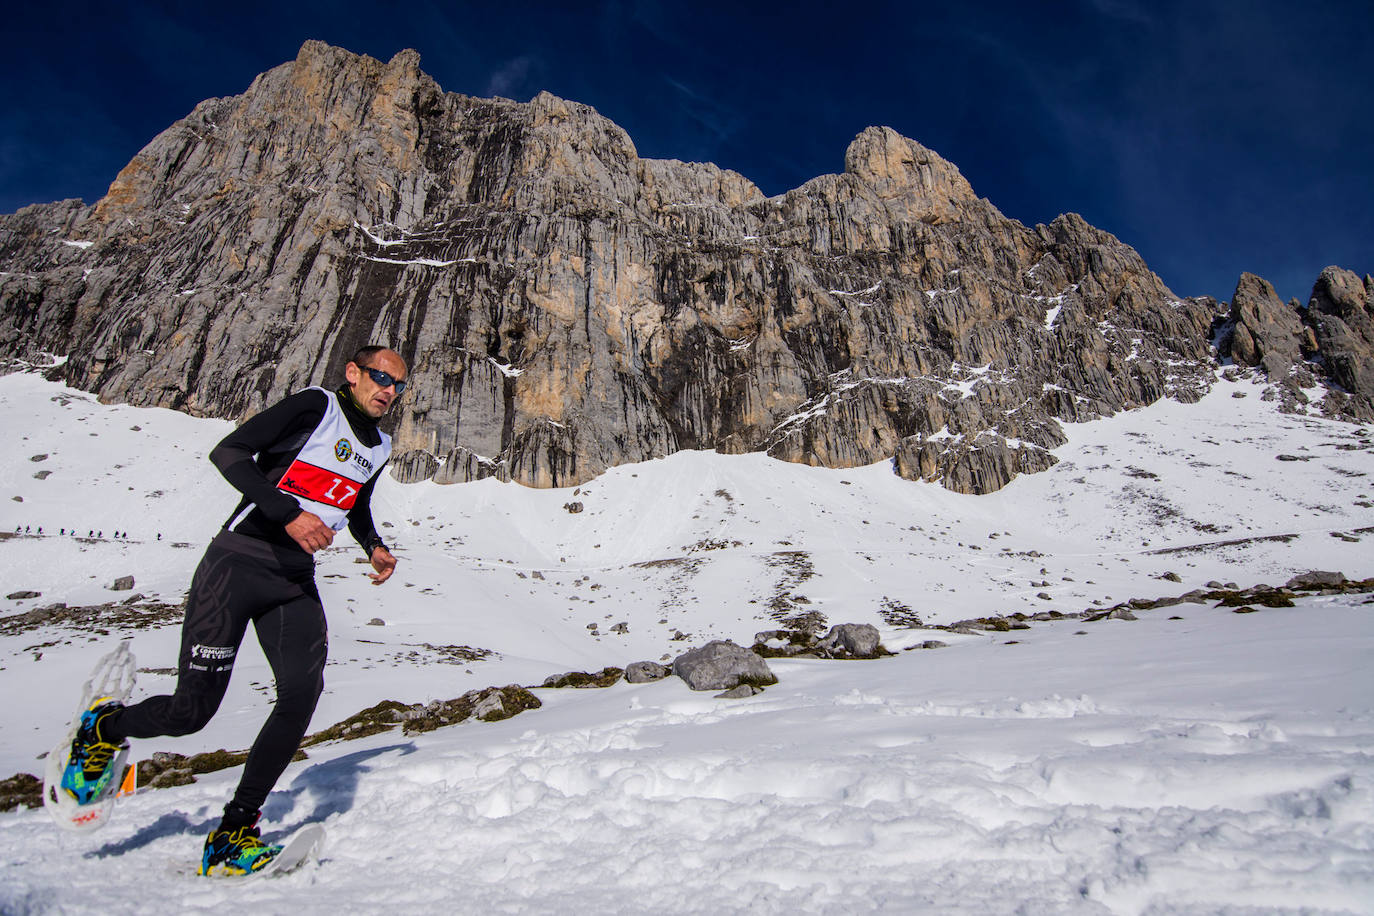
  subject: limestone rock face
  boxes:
[1308,267,1374,416]
[1227,273,1307,378]
[1217,266,1374,420]
[2,40,1328,493]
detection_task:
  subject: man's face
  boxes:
[346,350,408,419]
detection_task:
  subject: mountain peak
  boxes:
[843,126,976,208]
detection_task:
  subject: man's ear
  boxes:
[344,361,361,386]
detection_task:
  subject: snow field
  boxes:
[1,366,1372,913]
[5,600,1370,913]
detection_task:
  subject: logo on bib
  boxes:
[334,437,353,462]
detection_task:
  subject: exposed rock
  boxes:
[673,640,778,691]
[752,628,819,657]
[624,661,670,683]
[1307,267,1374,418]
[541,667,623,688]
[137,752,198,788]
[563,501,584,514]
[110,576,135,591]
[815,623,885,659]
[134,747,272,789]
[471,691,506,720]
[1208,588,1296,609]
[0,41,1232,495]
[1215,267,1374,420]
[715,684,763,699]
[6,590,40,600]
[920,640,949,649]
[0,599,183,638]
[1226,273,1307,378]
[939,615,1031,633]
[0,772,41,812]
[1286,570,1348,589]
[403,685,541,731]
[302,699,416,745]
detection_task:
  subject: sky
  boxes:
[2,0,1370,304]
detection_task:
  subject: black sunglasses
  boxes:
[360,365,407,394]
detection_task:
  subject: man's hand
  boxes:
[285,512,335,554]
[368,545,397,585]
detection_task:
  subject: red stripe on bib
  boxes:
[277,460,361,509]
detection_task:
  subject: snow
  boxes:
[1043,302,1063,329]
[728,335,757,352]
[353,221,407,247]
[488,358,523,378]
[829,282,882,297]
[59,240,93,251]
[362,256,458,268]
[1,367,1372,914]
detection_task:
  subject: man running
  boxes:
[60,345,407,876]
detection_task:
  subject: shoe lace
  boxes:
[82,740,120,775]
[228,827,268,852]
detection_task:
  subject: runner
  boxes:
[59,345,407,875]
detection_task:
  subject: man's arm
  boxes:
[209,389,329,535]
[347,464,396,584]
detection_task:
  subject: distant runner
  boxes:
[58,345,407,875]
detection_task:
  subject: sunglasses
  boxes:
[360,365,407,394]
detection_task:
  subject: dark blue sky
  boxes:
[3,0,1369,304]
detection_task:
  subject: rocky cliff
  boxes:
[1,42,1368,492]
[1221,268,1374,419]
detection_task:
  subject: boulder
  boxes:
[472,691,506,721]
[672,640,777,691]
[816,623,884,659]
[1285,570,1347,589]
[625,661,670,683]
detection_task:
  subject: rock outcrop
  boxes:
[672,640,777,691]
[1220,267,1374,420]
[1,41,1361,491]
[1226,273,1310,380]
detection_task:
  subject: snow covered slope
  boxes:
[1,367,1371,913]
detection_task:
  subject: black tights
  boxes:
[107,531,326,814]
